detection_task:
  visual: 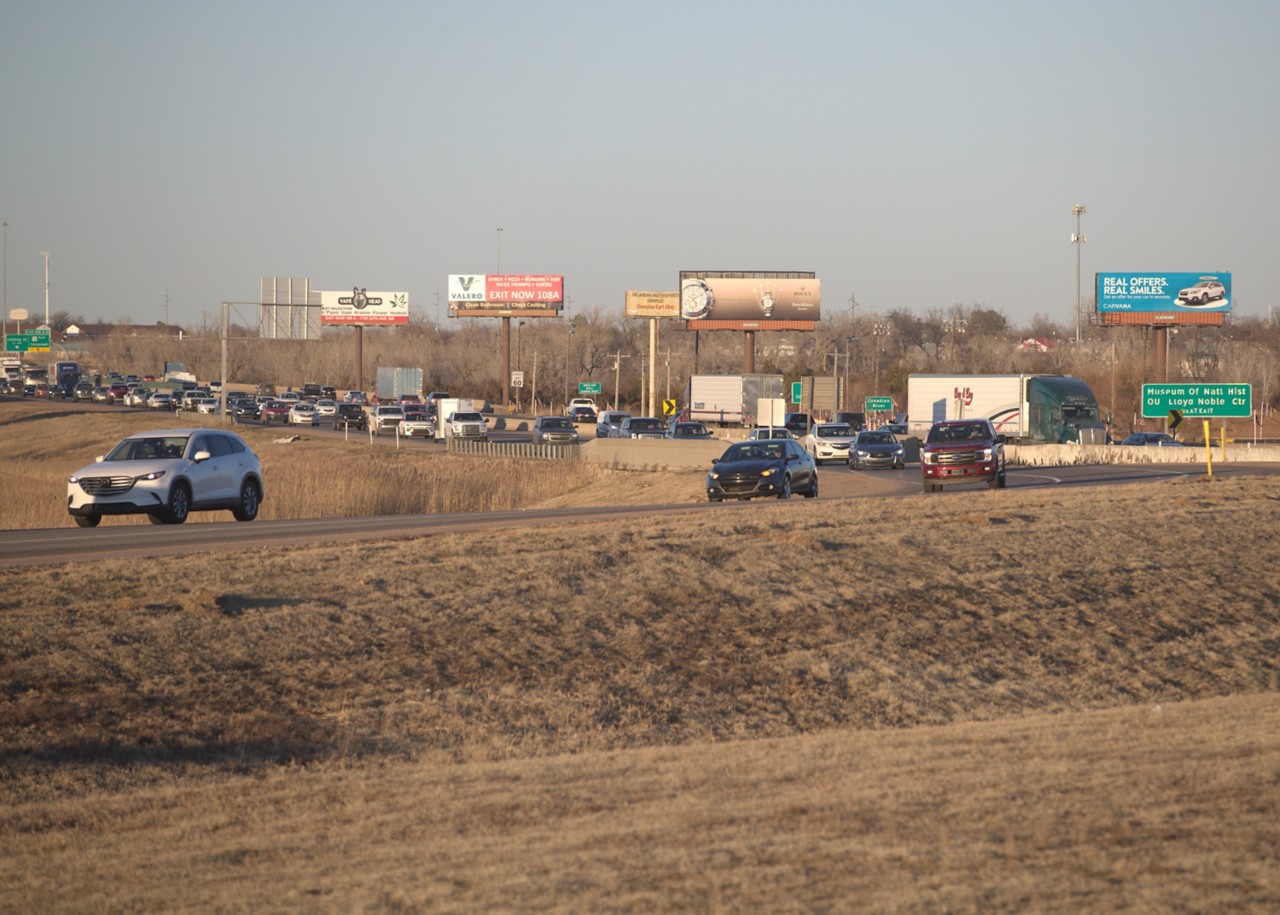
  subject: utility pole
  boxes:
[41,251,50,327]
[609,351,630,411]
[1072,204,1087,345]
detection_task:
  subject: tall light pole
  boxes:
[41,251,50,328]
[1072,204,1087,345]
[564,316,576,409]
[496,227,502,274]
[2,221,7,335]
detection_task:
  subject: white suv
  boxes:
[370,405,405,435]
[1178,280,1226,306]
[67,428,263,527]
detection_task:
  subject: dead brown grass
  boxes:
[2,403,1279,911]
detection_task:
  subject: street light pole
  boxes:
[1072,204,1087,345]
[2,221,7,336]
[41,250,50,327]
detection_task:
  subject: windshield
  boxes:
[630,419,665,430]
[816,424,852,437]
[541,418,573,429]
[107,435,190,461]
[927,423,989,443]
[453,413,482,422]
[724,442,786,462]
[858,432,895,445]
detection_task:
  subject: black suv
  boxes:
[333,403,368,431]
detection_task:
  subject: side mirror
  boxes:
[995,434,1007,444]
[193,450,212,463]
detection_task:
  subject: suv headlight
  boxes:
[135,470,167,482]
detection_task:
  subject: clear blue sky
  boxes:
[3,0,1277,329]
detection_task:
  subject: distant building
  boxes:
[62,322,188,341]
[1016,337,1053,353]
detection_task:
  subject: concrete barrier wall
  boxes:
[1008,443,1280,465]
[582,438,728,470]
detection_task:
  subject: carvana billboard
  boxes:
[1096,272,1232,313]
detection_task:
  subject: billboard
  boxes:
[1096,272,1232,314]
[678,272,821,324]
[448,274,564,309]
[625,290,680,318]
[319,289,409,325]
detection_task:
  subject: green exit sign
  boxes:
[5,330,51,352]
[1141,383,1252,418]
[864,396,893,411]
[578,382,602,395]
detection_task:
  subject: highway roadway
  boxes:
[5,458,1275,570]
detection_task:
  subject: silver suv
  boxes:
[67,428,264,527]
[370,404,405,436]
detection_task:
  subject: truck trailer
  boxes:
[683,374,785,426]
[907,374,1108,444]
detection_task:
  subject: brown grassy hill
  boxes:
[2,403,1278,910]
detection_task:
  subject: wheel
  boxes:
[924,480,938,493]
[708,494,721,503]
[160,483,191,524]
[74,514,100,528]
[232,479,261,522]
[804,474,819,499]
[995,469,1008,489]
[779,476,792,500]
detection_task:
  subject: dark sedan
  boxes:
[706,438,818,502]
[848,430,906,470]
[667,421,714,440]
[231,399,262,422]
[567,405,598,425]
[1119,432,1183,447]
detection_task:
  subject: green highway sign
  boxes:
[791,381,802,404]
[578,382,602,395]
[5,330,51,352]
[1142,383,1252,419]
[864,396,893,412]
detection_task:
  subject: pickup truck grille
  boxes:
[934,450,978,466]
[79,475,137,495]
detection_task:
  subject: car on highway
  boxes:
[73,381,95,402]
[565,397,597,416]
[666,421,714,440]
[333,403,368,431]
[847,429,906,470]
[530,416,580,445]
[344,390,369,405]
[784,412,811,438]
[67,428,263,528]
[370,404,406,435]
[195,398,220,415]
[106,382,130,404]
[1118,432,1184,446]
[146,392,173,410]
[746,427,793,441]
[399,407,435,438]
[314,398,338,419]
[706,438,818,502]
[596,410,630,439]
[288,402,319,425]
[616,417,666,439]
[445,410,488,441]
[259,400,292,424]
[232,398,262,422]
[921,419,1006,492]
[801,422,858,464]
[568,405,598,425]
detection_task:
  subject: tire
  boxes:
[232,479,261,522]
[74,514,100,528]
[804,474,819,499]
[160,482,191,524]
[779,476,792,500]
[924,480,938,493]
[708,494,721,503]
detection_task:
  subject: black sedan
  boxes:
[847,430,906,470]
[706,438,818,502]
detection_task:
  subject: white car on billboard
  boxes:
[1177,280,1226,306]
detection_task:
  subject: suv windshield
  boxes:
[107,435,190,461]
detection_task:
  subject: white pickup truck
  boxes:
[447,411,489,441]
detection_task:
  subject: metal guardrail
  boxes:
[446,438,581,461]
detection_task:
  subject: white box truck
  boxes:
[683,374,785,426]
[907,374,1108,444]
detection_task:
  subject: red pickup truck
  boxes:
[921,419,1007,492]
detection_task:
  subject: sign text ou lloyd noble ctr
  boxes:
[1141,383,1252,418]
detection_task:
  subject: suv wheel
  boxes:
[232,479,261,522]
[160,482,191,524]
[74,514,101,528]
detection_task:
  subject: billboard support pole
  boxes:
[743,330,755,374]
[355,325,364,396]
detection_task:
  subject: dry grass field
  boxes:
[2,402,1279,911]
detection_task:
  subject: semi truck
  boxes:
[907,374,1108,444]
[683,374,785,426]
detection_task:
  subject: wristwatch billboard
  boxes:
[681,277,714,319]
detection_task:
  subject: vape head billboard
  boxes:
[1097,272,1232,313]
[678,274,821,322]
[319,289,409,325]
[448,274,564,309]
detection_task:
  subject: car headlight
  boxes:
[922,452,936,464]
[892,445,904,455]
[759,468,776,477]
[135,470,167,482]
[854,449,868,457]
[709,471,720,480]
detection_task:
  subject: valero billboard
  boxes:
[1096,272,1232,314]
[448,275,564,310]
